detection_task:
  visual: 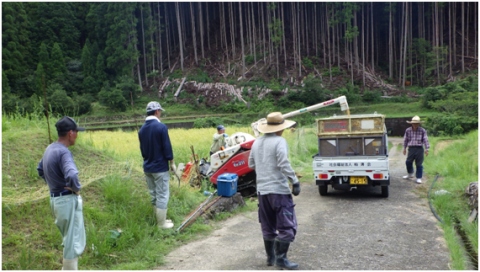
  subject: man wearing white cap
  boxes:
[248,112,300,270]
[403,115,430,184]
[139,101,176,229]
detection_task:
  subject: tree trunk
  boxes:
[199,3,205,59]
[435,3,440,84]
[206,4,210,50]
[448,3,452,76]
[140,4,148,86]
[388,3,393,80]
[156,3,163,77]
[361,4,365,87]
[297,2,302,77]
[461,2,465,73]
[370,3,374,73]
[402,3,408,89]
[251,3,257,65]
[239,3,245,79]
[175,2,184,71]
[221,3,229,64]
[281,3,287,67]
[164,3,171,71]
[229,3,235,61]
[326,4,332,82]
[190,2,198,65]
[291,3,296,74]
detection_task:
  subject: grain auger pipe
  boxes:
[251,96,350,137]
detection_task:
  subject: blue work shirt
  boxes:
[138,116,174,173]
[37,142,82,193]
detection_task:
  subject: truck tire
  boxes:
[381,186,389,198]
[318,185,328,196]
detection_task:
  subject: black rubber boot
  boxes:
[275,239,298,270]
[263,239,275,266]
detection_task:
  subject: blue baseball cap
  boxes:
[217,125,225,130]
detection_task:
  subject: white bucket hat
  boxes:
[407,115,423,124]
[257,112,296,133]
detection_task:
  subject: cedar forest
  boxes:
[2,2,478,118]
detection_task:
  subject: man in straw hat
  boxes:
[248,112,301,270]
[403,115,430,184]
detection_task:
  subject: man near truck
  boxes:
[403,115,430,184]
[248,112,301,270]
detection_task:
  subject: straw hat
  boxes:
[257,112,296,133]
[406,115,423,124]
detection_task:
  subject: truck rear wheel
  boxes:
[318,185,328,196]
[381,186,389,198]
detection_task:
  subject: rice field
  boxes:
[81,126,257,172]
[79,124,319,179]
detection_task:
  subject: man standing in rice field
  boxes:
[138,101,176,229]
[210,124,228,155]
[37,116,86,270]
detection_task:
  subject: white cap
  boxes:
[146,101,165,112]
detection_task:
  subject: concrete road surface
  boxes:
[156,137,450,270]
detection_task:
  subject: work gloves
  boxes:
[292,183,301,196]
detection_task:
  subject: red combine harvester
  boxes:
[199,96,350,196]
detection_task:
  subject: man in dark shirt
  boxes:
[138,101,176,229]
[403,115,430,184]
[37,116,86,270]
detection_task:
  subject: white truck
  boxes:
[313,113,390,197]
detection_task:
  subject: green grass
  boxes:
[423,130,478,269]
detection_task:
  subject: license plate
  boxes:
[350,176,368,185]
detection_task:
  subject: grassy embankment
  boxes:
[2,112,477,269]
[422,131,478,269]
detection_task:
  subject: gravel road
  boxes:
[156,137,450,270]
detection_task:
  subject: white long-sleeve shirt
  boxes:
[248,133,298,195]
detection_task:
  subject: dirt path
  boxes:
[156,137,450,270]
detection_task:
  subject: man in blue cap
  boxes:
[210,124,228,155]
[37,116,86,270]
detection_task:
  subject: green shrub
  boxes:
[187,69,211,83]
[245,55,255,65]
[170,69,183,79]
[98,87,127,112]
[322,67,343,77]
[48,86,75,116]
[423,114,477,136]
[335,86,362,104]
[2,92,20,115]
[362,90,381,103]
[302,57,314,69]
[193,117,225,128]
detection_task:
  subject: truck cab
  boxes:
[313,113,390,197]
